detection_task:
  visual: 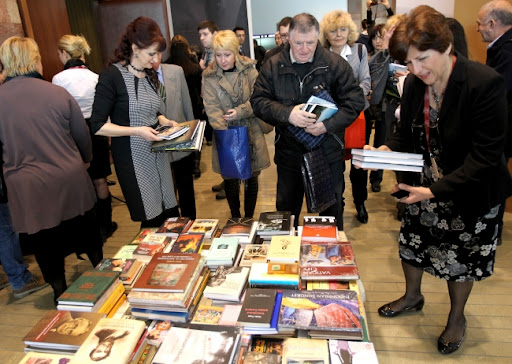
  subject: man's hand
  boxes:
[305,121,327,136]
[289,104,317,128]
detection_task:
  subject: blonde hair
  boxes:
[212,30,240,60]
[320,10,359,47]
[58,34,91,59]
[385,14,406,31]
[0,36,41,77]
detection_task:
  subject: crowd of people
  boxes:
[1,0,511,356]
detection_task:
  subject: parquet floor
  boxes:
[1,132,511,364]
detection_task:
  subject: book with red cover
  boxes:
[301,216,338,242]
[155,217,192,238]
[300,241,359,280]
[132,253,201,292]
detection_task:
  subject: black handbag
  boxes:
[301,147,336,213]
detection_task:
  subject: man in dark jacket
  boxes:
[262,16,292,64]
[251,13,365,230]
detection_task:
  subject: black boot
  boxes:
[96,194,117,241]
[244,176,258,218]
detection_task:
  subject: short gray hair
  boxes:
[289,13,319,36]
[481,0,512,26]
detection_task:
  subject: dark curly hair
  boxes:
[111,16,166,87]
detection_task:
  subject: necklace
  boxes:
[129,63,146,73]
[431,87,444,110]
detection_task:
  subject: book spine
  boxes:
[98,283,126,314]
[107,294,127,318]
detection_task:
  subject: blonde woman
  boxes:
[202,30,270,219]
[320,10,371,224]
[53,35,116,241]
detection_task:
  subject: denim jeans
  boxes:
[0,203,33,290]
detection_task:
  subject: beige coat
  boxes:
[202,56,270,176]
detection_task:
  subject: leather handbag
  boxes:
[214,126,252,180]
[301,147,337,213]
[344,111,366,149]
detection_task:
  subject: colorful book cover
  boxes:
[328,340,379,364]
[132,243,167,263]
[250,337,284,355]
[243,351,281,364]
[58,270,120,306]
[300,241,359,280]
[95,258,138,278]
[248,262,300,287]
[169,233,204,254]
[155,217,192,237]
[278,290,362,334]
[146,320,172,348]
[130,228,159,244]
[132,253,200,292]
[282,338,330,363]
[113,244,138,260]
[267,235,301,263]
[256,211,291,235]
[23,310,106,351]
[237,288,276,327]
[301,215,338,242]
[239,244,269,267]
[191,299,224,325]
[187,219,219,239]
[221,218,253,236]
[70,318,146,364]
[202,266,249,302]
[18,351,74,364]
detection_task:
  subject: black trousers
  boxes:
[171,153,197,220]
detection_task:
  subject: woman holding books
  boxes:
[367,6,512,354]
[90,17,180,227]
[319,10,372,224]
[52,34,117,241]
[0,37,103,304]
[202,30,270,219]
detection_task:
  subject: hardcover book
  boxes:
[152,326,240,364]
[237,288,276,328]
[70,318,146,364]
[328,339,379,364]
[155,217,192,238]
[221,218,258,245]
[151,119,205,153]
[202,266,249,302]
[130,228,158,244]
[146,320,172,348]
[350,148,423,160]
[282,338,330,364]
[256,211,292,236]
[57,270,120,306]
[187,219,220,240]
[206,237,239,263]
[250,337,284,355]
[132,253,201,293]
[23,310,105,351]
[95,258,139,280]
[191,297,224,325]
[300,241,359,280]
[113,244,138,260]
[352,159,423,172]
[248,262,300,288]
[301,215,338,242]
[18,351,74,364]
[169,233,204,254]
[239,244,269,267]
[267,235,301,263]
[278,289,362,338]
[154,124,189,140]
[243,351,281,364]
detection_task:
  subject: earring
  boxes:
[135,53,138,58]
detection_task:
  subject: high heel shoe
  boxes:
[378,296,425,317]
[438,319,466,355]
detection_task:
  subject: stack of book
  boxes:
[57,270,124,314]
[129,253,207,322]
[205,237,239,269]
[220,217,258,246]
[95,258,144,291]
[186,218,220,241]
[351,149,424,172]
[132,234,173,263]
[248,262,300,289]
[202,266,250,303]
[301,215,338,242]
[256,211,294,241]
[236,288,281,335]
[151,119,206,153]
[130,227,159,244]
[168,233,204,254]
[154,217,192,239]
[22,310,105,355]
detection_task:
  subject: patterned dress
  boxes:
[398,107,499,282]
[92,64,177,221]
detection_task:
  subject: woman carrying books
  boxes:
[202,30,270,219]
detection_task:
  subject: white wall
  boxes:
[250,0,348,35]
[396,0,455,17]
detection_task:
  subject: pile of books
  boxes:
[351,149,424,172]
[256,211,294,241]
[95,258,144,291]
[151,119,206,153]
[220,217,258,246]
[202,265,249,303]
[204,237,240,269]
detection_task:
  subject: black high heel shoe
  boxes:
[378,296,425,317]
[438,319,467,355]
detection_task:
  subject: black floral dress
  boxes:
[399,107,499,282]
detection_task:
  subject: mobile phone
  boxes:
[391,190,409,199]
[371,0,379,5]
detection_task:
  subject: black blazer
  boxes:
[387,53,512,217]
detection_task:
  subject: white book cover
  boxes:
[352,159,423,173]
[351,149,423,160]
[207,237,239,262]
[203,266,249,301]
[352,153,424,166]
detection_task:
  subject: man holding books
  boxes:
[251,13,365,229]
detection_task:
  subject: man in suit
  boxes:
[233,26,246,55]
[477,0,512,244]
[154,53,197,219]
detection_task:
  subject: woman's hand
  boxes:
[135,126,164,141]
[158,115,178,127]
[353,144,392,169]
[382,25,397,49]
[223,109,238,122]
[395,183,434,204]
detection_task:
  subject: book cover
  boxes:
[23,310,105,351]
[132,253,201,292]
[256,211,291,235]
[191,297,224,325]
[140,233,172,245]
[70,318,146,364]
[267,235,301,263]
[133,238,171,263]
[151,120,200,151]
[352,153,425,166]
[278,290,362,334]
[58,270,120,306]
[170,233,204,254]
[300,241,359,280]
[203,266,249,302]
[250,337,284,355]
[217,304,242,326]
[328,340,379,364]
[248,263,300,287]
[146,320,172,348]
[243,351,281,364]
[207,237,239,262]
[152,326,239,364]
[187,219,219,239]
[113,245,138,260]
[95,258,138,279]
[155,217,192,237]
[352,159,423,172]
[282,338,330,364]
[18,351,74,364]
[351,148,423,159]
[239,244,269,267]
[151,120,206,153]
[301,215,338,242]
[155,124,189,140]
[237,288,276,327]
[130,228,159,244]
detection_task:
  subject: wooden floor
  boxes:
[1,132,511,364]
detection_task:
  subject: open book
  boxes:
[155,124,189,140]
[151,120,205,153]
